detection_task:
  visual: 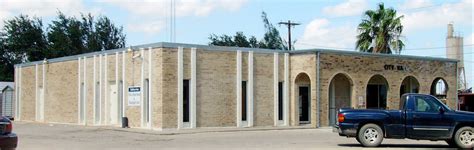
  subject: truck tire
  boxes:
[357,123,384,147]
[454,126,473,149]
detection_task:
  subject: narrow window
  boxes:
[80,83,85,123]
[95,82,100,123]
[242,81,247,121]
[183,80,190,122]
[278,82,283,121]
[144,79,150,123]
[118,80,123,121]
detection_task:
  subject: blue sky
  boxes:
[0,0,472,89]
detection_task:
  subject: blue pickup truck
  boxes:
[336,93,473,148]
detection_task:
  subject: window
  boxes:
[183,80,190,122]
[242,81,247,121]
[80,83,85,123]
[95,82,100,123]
[278,82,283,121]
[118,80,123,121]
[144,79,150,123]
[415,96,444,112]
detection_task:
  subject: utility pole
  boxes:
[279,20,300,50]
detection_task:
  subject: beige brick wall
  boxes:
[15,45,457,130]
[44,60,78,123]
[19,66,35,121]
[289,53,318,128]
[161,48,178,128]
[85,56,95,125]
[123,51,141,128]
[152,49,163,129]
[253,53,274,126]
[318,53,457,126]
[194,49,237,127]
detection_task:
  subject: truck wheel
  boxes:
[357,123,384,147]
[454,126,473,149]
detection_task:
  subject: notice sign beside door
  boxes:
[128,86,141,106]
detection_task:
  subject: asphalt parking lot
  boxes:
[13,121,455,150]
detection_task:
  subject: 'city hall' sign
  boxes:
[384,64,407,71]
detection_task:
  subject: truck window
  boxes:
[414,96,443,112]
[399,95,408,109]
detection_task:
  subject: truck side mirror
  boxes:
[438,107,445,114]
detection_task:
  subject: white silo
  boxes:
[446,23,466,90]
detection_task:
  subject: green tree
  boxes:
[81,13,100,53]
[0,15,48,81]
[208,11,286,50]
[48,12,126,58]
[47,12,86,58]
[259,12,287,50]
[0,12,126,81]
[209,32,259,48]
[356,3,404,54]
[95,16,126,51]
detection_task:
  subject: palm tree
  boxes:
[356,3,404,54]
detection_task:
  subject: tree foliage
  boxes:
[208,12,287,50]
[0,12,126,81]
[0,15,47,80]
[356,3,404,54]
[48,12,126,58]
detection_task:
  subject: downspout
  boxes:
[316,51,321,128]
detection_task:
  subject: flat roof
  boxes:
[16,42,458,67]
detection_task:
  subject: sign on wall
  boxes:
[358,96,365,107]
[128,86,141,106]
[384,64,407,71]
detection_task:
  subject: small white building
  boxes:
[0,82,14,117]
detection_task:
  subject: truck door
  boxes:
[406,95,452,139]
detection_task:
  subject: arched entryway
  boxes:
[431,78,448,99]
[328,73,352,126]
[400,76,420,97]
[366,75,388,109]
[295,73,311,124]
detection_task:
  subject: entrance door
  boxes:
[366,85,387,109]
[329,74,352,125]
[109,82,118,125]
[366,75,388,109]
[299,86,310,124]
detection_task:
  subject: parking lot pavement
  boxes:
[13,121,454,150]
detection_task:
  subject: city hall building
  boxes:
[13,42,458,130]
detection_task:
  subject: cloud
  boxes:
[399,0,433,10]
[102,0,247,35]
[127,20,166,36]
[0,0,103,28]
[295,19,357,50]
[400,0,472,33]
[322,0,368,17]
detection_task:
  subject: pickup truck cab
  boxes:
[336,93,473,148]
